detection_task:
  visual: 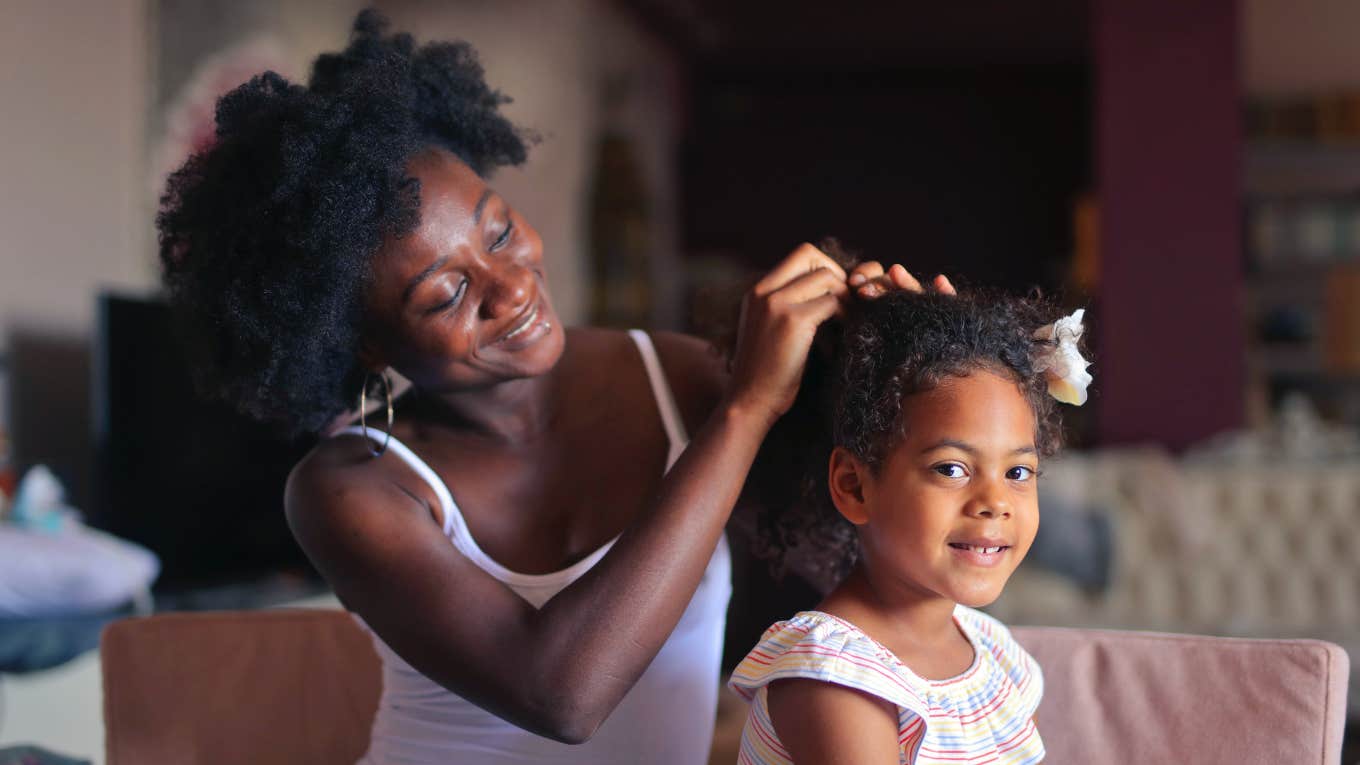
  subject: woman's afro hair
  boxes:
[741,277,1078,586]
[157,9,530,436]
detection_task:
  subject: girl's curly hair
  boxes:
[734,254,1079,587]
[157,9,531,436]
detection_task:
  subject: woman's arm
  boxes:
[287,243,847,744]
[767,678,902,764]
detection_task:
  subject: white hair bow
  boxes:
[1032,309,1091,406]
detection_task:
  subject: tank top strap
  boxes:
[335,425,458,539]
[334,425,619,594]
[626,329,689,469]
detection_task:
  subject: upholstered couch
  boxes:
[987,447,1360,714]
[101,608,1349,764]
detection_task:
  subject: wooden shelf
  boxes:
[1248,256,1360,276]
[1250,346,1323,376]
[1245,141,1360,197]
[1242,141,1360,425]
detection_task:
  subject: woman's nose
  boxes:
[478,264,533,320]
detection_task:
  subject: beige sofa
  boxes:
[101,608,1349,764]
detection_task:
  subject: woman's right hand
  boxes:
[849,260,956,298]
[725,242,849,428]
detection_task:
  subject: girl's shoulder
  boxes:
[728,611,928,713]
[952,605,1019,649]
[954,606,1044,704]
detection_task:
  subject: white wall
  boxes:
[1243,0,1360,96]
[0,0,153,343]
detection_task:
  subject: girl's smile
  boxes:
[946,540,1014,567]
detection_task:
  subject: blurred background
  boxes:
[1,0,1358,761]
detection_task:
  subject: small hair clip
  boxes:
[1032,309,1092,406]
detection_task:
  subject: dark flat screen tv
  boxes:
[93,293,316,592]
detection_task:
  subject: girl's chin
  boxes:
[948,581,1010,609]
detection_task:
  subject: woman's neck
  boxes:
[411,371,562,444]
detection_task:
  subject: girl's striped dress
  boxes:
[728,606,1044,765]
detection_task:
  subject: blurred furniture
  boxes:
[0,746,90,764]
[989,447,1360,717]
[1243,137,1360,426]
[1012,626,1348,764]
[102,608,1348,764]
[101,609,378,765]
[0,610,128,674]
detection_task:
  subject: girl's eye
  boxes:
[933,463,966,479]
[429,278,468,315]
[491,217,514,250]
[1007,466,1036,481]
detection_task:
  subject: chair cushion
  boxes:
[1013,626,1349,764]
[101,609,380,765]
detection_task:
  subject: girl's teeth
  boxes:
[952,544,1004,554]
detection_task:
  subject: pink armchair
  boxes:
[101,610,1349,764]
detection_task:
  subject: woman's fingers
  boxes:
[727,257,853,424]
[754,243,848,297]
[854,264,957,300]
[856,264,920,298]
[848,260,885,287]
[887,264,923,292]
[791,292,846,323]
[768,266,850,306]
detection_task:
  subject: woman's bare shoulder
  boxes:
[648,331,729,432]
[559,327,726,432]
[290,432,385,493]
[285,433,435,534]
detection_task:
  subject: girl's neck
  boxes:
[820,565,974,680]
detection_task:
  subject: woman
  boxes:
[158,10,946,764]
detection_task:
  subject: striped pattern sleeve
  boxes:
[728,613,928,718]
[958,607,1045,720]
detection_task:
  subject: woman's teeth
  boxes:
[503,306,538,341]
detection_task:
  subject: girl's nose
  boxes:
[966,486,1012,520]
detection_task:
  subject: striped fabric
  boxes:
[728,606,1044,765]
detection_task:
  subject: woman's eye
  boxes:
[429,278,468,314]
[1007,466,1036,481]
[491,217,514,250]
[933,464,966,479]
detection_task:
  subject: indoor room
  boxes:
[0,1,1355,763]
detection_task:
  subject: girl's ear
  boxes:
[828,447,872,525]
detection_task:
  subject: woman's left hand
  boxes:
[848,261,956,298]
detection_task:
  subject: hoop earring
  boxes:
[358,371,394,458]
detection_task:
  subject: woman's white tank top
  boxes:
[341,330,733,764]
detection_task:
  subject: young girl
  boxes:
[729,287,1090,764]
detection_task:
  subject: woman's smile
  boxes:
[489,293,552,351]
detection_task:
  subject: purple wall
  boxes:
[1095,0,1244,448]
